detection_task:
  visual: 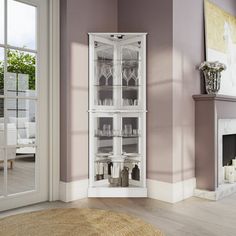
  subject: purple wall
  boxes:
[60,0,117,182]
[172,0,204,182]
[118,0,174,182]
[172,0,236,183]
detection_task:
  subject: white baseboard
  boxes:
[147,178,196,203]
[88,187,147,198]
[59,179,88,202]
[59,178,196,203]
[194,182,236,201]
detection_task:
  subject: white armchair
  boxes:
[0,122,16,169]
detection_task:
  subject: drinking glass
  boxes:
[124,124,132,136]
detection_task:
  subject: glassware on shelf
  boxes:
[96,162,104,180]
[122,66,139,86]
[96,98,113,106]
[102,124,111,136]
[103,98,113,106]
[124,124,132,136]
[122,99,138,106]
[132,129,138,136]
[97,63,113,86]
[133,99,138,106]
[96,129,129,137]
[109,162,121,187]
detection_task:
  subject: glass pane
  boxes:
[7,146,35,194]
[8,0,36,50]
[0,105,4,147]
[122,117,141,183]
[94,41,114,106]
[0,149,4,196]
[0,0,4,44]
[0,47,4,95]
[7,50,36,97]
[122,117,139,153]
[122,42,141,107]
[94,117,113,181]
[7,99,36,146]
[0,48,4,147]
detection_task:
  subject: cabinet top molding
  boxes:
[88,32,147,35]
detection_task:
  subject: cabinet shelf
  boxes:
[95,134,140,138]
[94,59,142,63]
[94,158,141,163]
[95,85,140,89]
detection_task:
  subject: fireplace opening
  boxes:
[223,134,236,166]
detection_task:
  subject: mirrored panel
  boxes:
[0,0,4,44]
[7,99,36,146]
[0,149,4,196]
[7,50,36,97]
[8,0,36,50]
[7,146,35,194]
[94,41,114,106]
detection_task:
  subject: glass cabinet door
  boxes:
[93,40,115,109]
[93,115,114,183]
[122,115,142,186]
[121,40,143,109]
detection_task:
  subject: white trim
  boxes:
[194,182,236,201]
[0,0,49,210]
[88,33,147,36]
[59,179,89,202]
[48,0,60,201]
[59,178,196,203]
[88,187,147,198]
[147,178,196,203]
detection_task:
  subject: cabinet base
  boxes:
[88,187,147,198]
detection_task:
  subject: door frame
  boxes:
[0,0,54,210]
[48,0,60,201]
[0,0,60,209]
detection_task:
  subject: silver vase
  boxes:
[203,70,221,94]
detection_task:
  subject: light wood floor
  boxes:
[1,195,236,236]
[0,158,35,195]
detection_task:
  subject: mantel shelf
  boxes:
[193,94,236,102]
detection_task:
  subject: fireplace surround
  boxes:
[193,94,236,200]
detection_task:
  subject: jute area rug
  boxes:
[0,208,165,236]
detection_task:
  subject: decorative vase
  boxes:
[131,164,140,181]
[121,167,129,187]
[199,61,226,95]
[203,70,221,94]
[108,162,113,175]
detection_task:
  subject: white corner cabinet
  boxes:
[88,33,147,197]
